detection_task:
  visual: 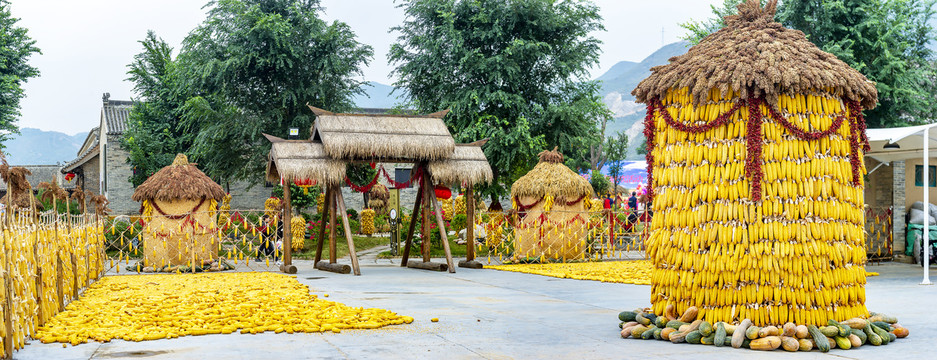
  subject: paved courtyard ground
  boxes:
[14,258,937,360]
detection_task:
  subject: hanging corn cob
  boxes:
[631,0,877,327]
[360,209,376,236]
[290,216,306,251]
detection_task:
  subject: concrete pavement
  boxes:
[14,260,937,360]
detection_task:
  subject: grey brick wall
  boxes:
[893,160,906,254]
[105,135,137,215]
[227,180,274,210]
[81,155,100,196]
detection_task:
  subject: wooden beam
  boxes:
[315,261,350,274]
[306,104,335,116]
[282,181,293,268]
[329,186,338,264]
[427,109,451,118]
[406,260,448,272]
[335,190,361,276]
[421,169,431,263]
[459,186,483,269]
[466,187,475,261]
[262,133,287,143]
[400,183,423,267]
[314,186,332,264]
[430,192,455,273]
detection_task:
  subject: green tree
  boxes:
[681,0,937,128]
[179,0,373,184]
[0,0,40,149]
[389,0,606,201]
[123,31,193,187]
[681,0,770,45]
[780,0,937,127]
[604,131,629,194]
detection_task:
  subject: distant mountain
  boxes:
[353,81,408,109]
[2,128,88,165]
[596,42,691,160]
[597,41,690,97]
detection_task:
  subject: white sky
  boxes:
[9,0,721,135]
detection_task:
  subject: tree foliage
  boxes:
[0,0,40,149]
[604,131,629,193]
[681,0,937,128]
[123,0,373,186]
[123,32,193,187]
[389,0,607,200]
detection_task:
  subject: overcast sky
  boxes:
[9,0,721,135]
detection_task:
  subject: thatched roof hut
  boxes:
[510,148,591,202]
[264,134,347,186]
[428,143,494,185]
[632,0,877,110]
[132,154,225,202]
[308,105,455,161]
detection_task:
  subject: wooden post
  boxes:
[71,254,79,298]
[4,270,13,358]
[335,190,361,275]
[421,170,431,263]
[35,267,44,326]
[314,186,332,264]
[282,182,292,267]
[430,193,455,273]
[459,186,482,269]
[400,183,423,267]
[329,186,337,264]
[56,256,64,312]
[466,187,475,261]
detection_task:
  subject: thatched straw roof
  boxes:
[510,148,592,200]
[132,154,225,202]
[264,134,347,185]
[309,105,455,161]
[428,141,494,185]
[632,0,878,110]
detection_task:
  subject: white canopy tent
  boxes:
[866,124,937,284]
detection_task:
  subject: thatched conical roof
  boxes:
[132,154,225,202]
[632,0,878,110]
[510,148,592,200]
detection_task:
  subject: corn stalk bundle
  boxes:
[290,216,306,251]
[453,195,466,217]
[316,193,326,215]
[439,197,453,221]
[633,0,876,327]
[360,209,376,236]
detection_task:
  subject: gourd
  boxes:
[807,325,830,352]
[713,322,726,347]
[780,336,799,352]
[749,336,781,351]
[731,319,752,348]
[679,306,698,322]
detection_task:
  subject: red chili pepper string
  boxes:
[746,97,764,202]
[652,97,745,134]
[763,102,847,140]
[643,100,658,201]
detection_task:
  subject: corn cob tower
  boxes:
[133,154,226,268]
[510,148,593,260]
[632,0,877,327]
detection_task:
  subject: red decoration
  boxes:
[64,172,76,182]
[434,185,451,199]
[643,100,658,202]
[745,97,765,202]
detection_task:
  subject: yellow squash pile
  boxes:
[36,272,412,345]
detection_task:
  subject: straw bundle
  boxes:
[310,106,455,161]
[368,184,389,213]
[509,148,592,260]
[636,0,875,327]
[265,140,346,186]
[428,144,494,185]
[0,165,38,210]
[132,154,225,202]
